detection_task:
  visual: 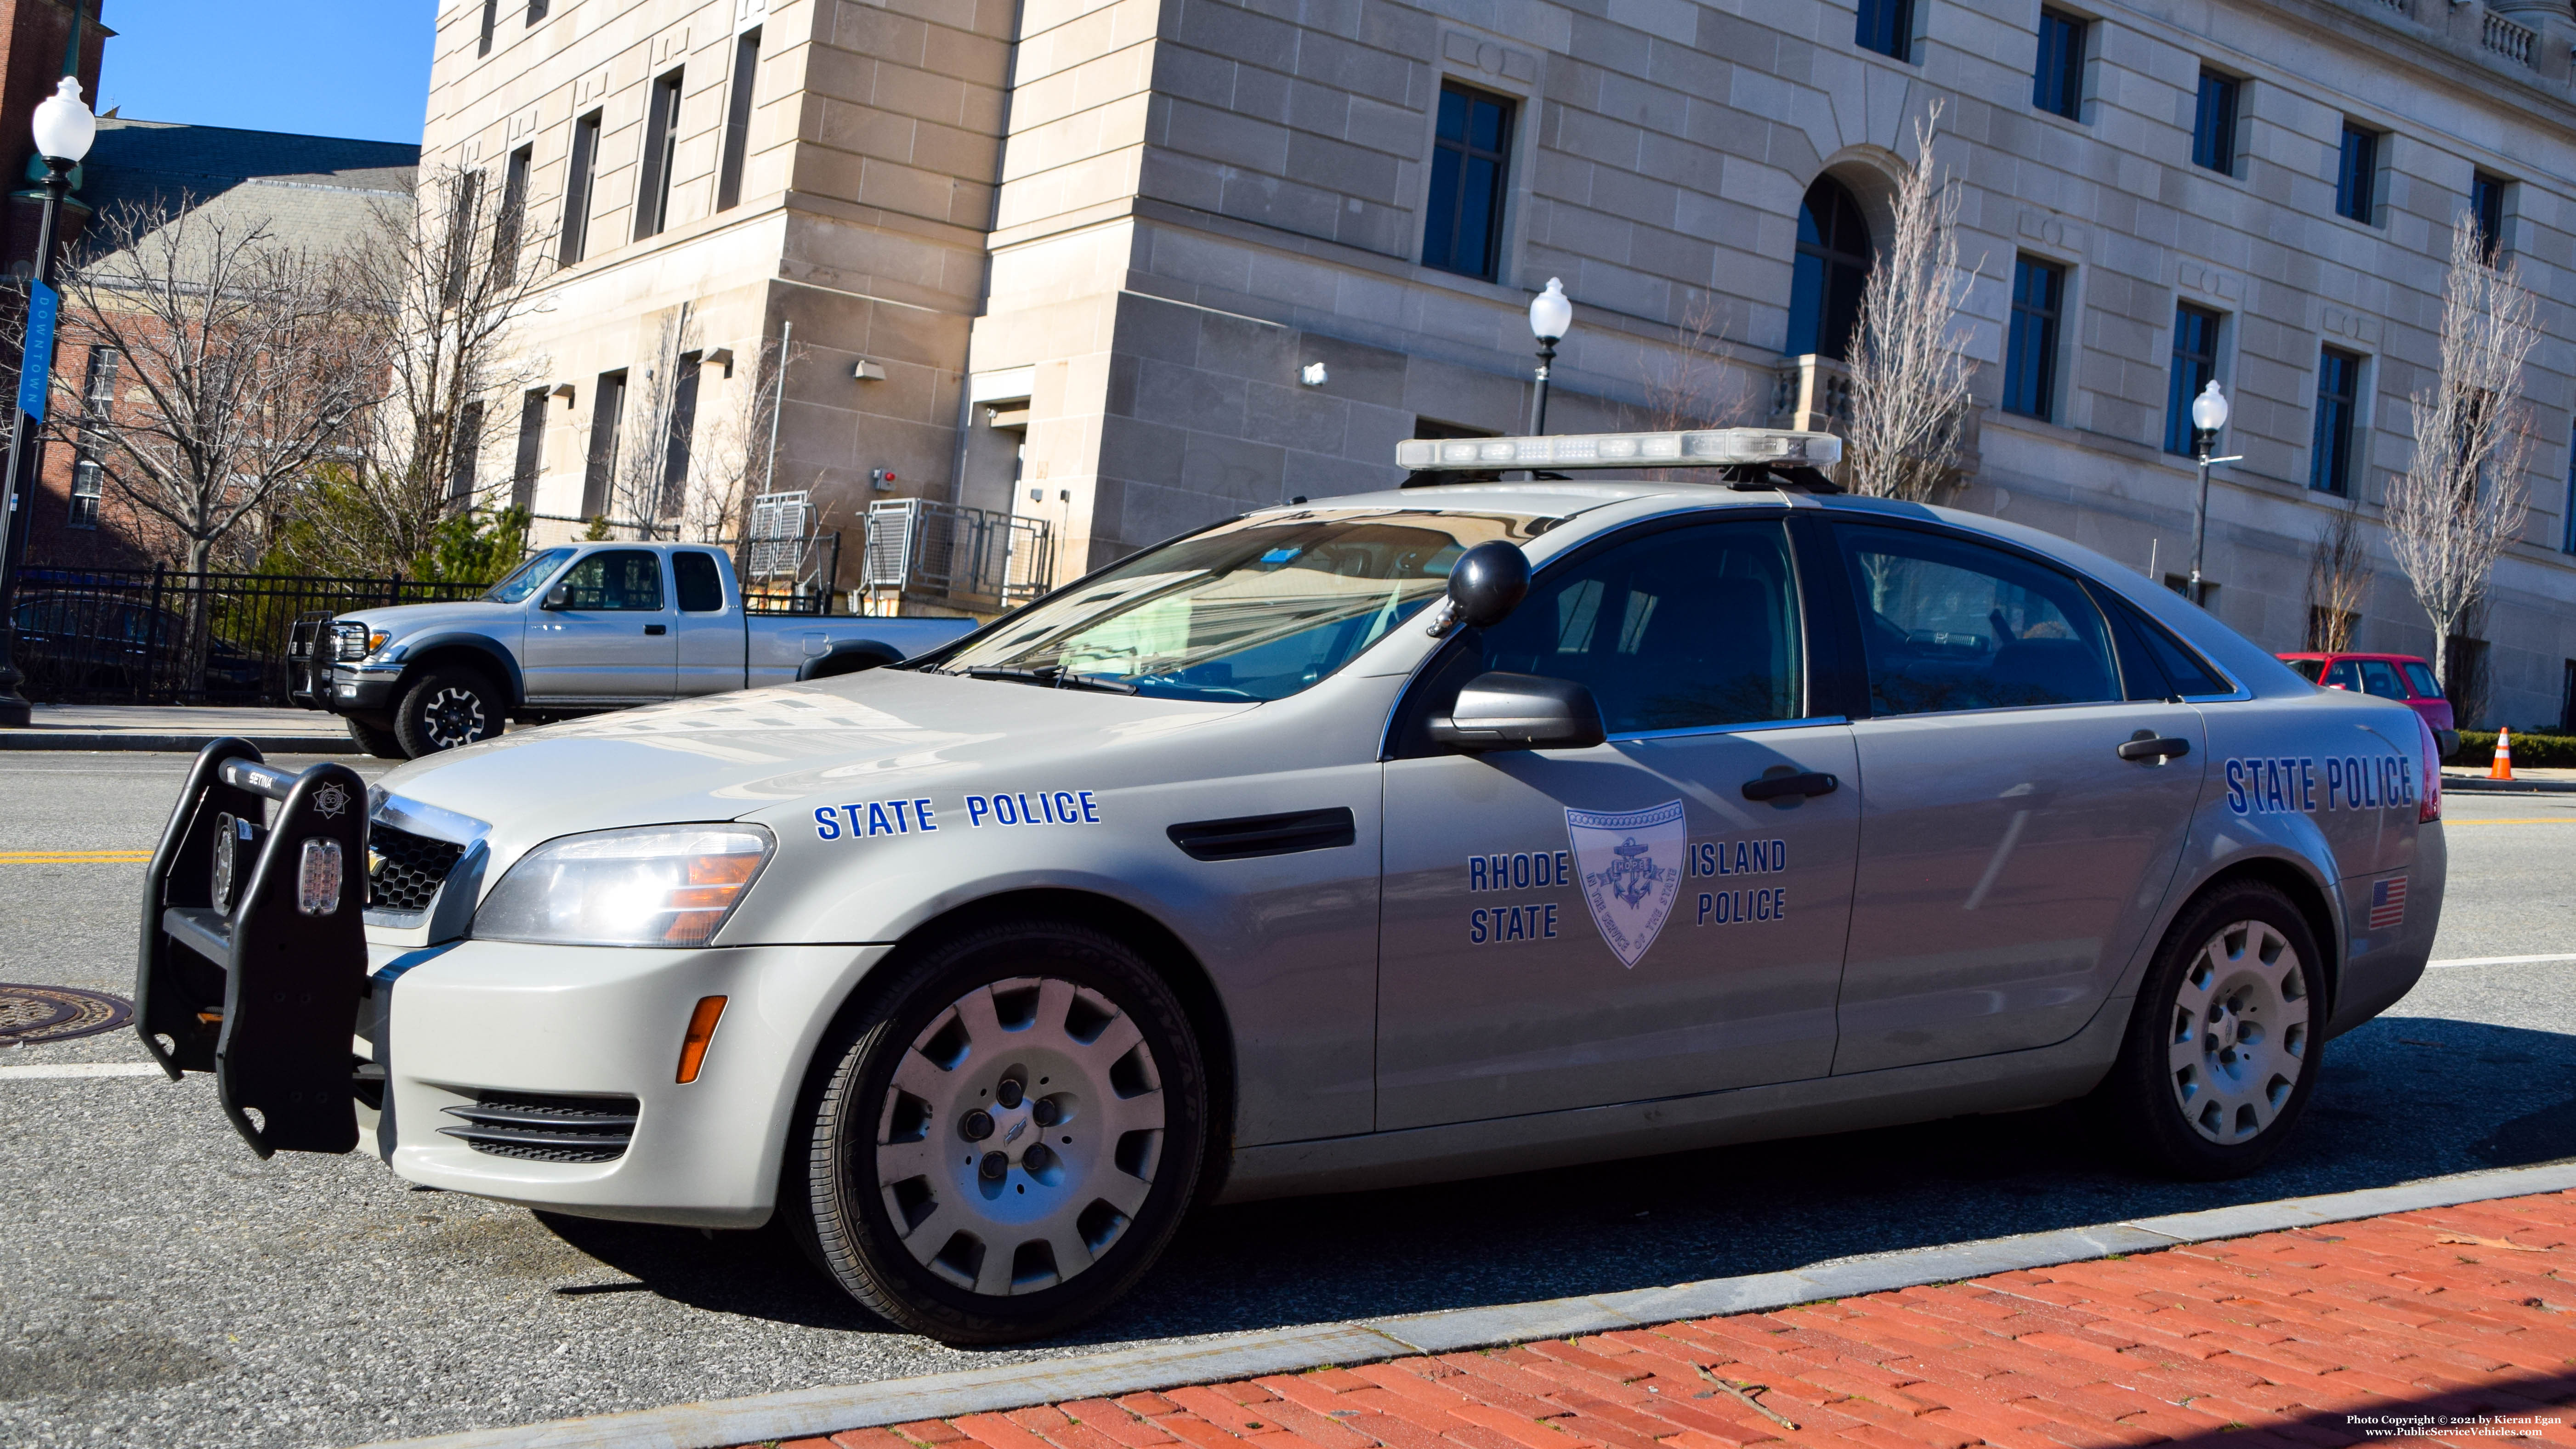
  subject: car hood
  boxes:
[373,669,1253,865]
[340,598,521,640]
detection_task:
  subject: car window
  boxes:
[673,551,725,612]
[1476,520,1803,733]
[2401,661,2440,697]
[2359,660,2406,699]
[2134,620,2230,696]
[555,550,665,611]
[2322,659,2361,691]
[1837,523,2118,716]
[2287,658,2324,683]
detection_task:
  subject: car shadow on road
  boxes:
[523,1013,2576,1348]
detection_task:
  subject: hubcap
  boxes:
[872,976,1167,1296]
[2168,919,2309,1143]
[421,687,489,749]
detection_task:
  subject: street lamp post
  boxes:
[1526,277,1571,436]
[0,76,96,727]
[2185,380,2241,608]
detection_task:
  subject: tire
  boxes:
[344,714,409,760]
[392,667,505,757]
[789,918,1208,1344]
[2099,881,2325,1179]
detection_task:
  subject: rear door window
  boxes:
[2358,660,2407,699]
[2401,661,2441,697]
[673,551,726,612]
[1835,523,2118,715]
[2322,659,2361,691]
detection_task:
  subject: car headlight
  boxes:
[473,825,775,947]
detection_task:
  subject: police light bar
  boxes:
[1395,427,1843,472]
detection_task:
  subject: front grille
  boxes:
[369,823,465,913]
[439,1091,638,1163]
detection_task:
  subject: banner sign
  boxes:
[18,279,56,421]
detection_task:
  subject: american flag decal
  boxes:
[2368,875,2409,931]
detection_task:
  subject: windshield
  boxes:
[942,508,1555,701]
[482,547,577,604]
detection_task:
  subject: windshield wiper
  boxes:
[962,665,1137,695]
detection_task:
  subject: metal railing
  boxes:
[860,498,1054,616]
[7,566,488,706]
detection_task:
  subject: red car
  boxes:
[2277,651,2459,756]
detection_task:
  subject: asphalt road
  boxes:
[4,753,2573,1449]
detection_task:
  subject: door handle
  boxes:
[644,624,667,635]
[1742,770,1838,802]
[2117,735,2191,762]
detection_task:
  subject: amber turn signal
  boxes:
[675,996,727,1084]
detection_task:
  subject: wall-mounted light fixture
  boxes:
[703,346,735,377]
[1300,362,1328,386]
[550,382,577,407]
[852,359,886,381]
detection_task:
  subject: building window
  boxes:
[582,369,627,519]
[1787,176,1871,361]
[2192,70,2238,174]
[1422,83,1514,282]
[2335,122,2378,223]
[716,28,760,211]
[2471,171,2508,262]
[2563,419,2576,554]
[67,460,101,528]
[658,353,703,520]
[494,144,531,284]
[478,0,498,57]
[635,69,684,243]
[527,0,548,21]
[68,345,115,529]
[513,387,547,512]
[2002,256,2065,420]
[2311,346,2362,495]
[2164,303,2223,455]
[1856,0,1912,61]
[441,168,482,309]
[2561,660,2576,734]
[2032,9,2086,120]
[448,401,486,507]
[561,110,601,265]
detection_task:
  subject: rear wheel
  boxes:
[790,919,1207,1344]
[344,714,407,759]
[393,667,504,757]
[2101,881,2323,1179]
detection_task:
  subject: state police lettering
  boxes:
[964,790,1101,828]
[814,798,939,840]
[2223,755,2414,816]
[1689,836,1788,927]
[1465,848,1567,946]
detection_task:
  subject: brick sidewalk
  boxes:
[760,1191,2576,1449]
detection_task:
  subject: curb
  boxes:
[355,1158,2576,1449]
[2440,771,2576,794]
[0,730,357,753]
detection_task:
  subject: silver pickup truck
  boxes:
[299,542,976,758]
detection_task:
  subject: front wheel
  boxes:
[393,667,505,757]
[2100,882,2324,1179]
[344,713,407,759]
[791,920,1208,1343]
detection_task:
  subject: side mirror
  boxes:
[1428,671,1606,753]
[1429,540,1530,636]
[540,586,570,611]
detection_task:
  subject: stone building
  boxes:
[428,0,2576,725]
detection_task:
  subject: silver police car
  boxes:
[137,428,2444,1345]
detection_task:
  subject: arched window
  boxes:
[1786,176,1872,360]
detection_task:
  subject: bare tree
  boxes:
[678,329,798,543]
[2383,216,2538,708]
[53,199,377,582]
[1635,292,1754,480]
[2302,497,2374,651]
[608,305,697,537]
[297,164,554,574]
[1842,107,1977,503]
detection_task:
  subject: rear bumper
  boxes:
[2329,826,2446,1037]
[372,938,893,1228]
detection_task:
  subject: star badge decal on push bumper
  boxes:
[1565,800,1685,968]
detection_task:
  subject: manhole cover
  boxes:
[0,984,134,1045]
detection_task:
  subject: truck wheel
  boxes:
[393,667,504,756]
[2099,881,2324,1180]
[344,714,408,759]
[792,919,1208,1344]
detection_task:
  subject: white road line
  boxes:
[0,1061,168,1079]
[2427,952,2576,969]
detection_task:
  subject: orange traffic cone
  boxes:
[2491,725,2515,781]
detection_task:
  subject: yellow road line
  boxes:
[0,849,152,862]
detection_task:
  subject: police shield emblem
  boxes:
[1566,800,1685,968]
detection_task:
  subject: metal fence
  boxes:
[6,566,488,707]
[859,498,1054,615]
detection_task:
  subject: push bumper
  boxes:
[327,665,400,713]
[375,939,893,1227]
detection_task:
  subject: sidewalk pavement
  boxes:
[2444,767,2576,795]
[759,1190,2576,1449]
[0,703,358,753]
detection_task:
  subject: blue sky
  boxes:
[95,0,434,145]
